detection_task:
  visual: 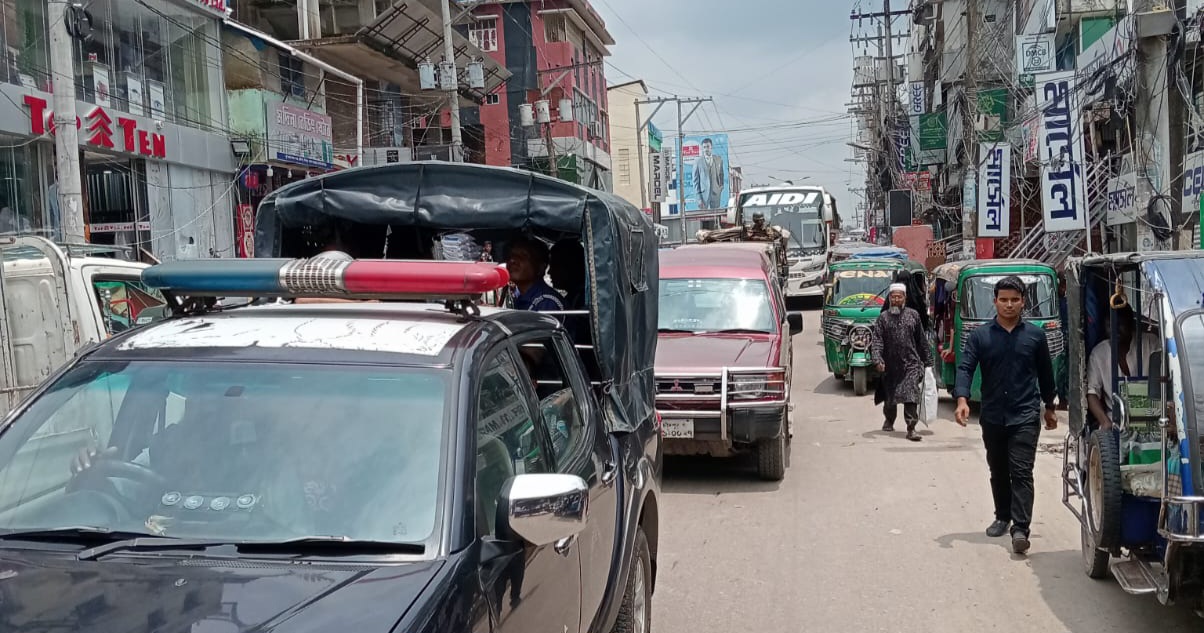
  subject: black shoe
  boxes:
[1011,530,1031,555]
[906,429,921,441]
[882,422,894,432]
[985,520,1009,537]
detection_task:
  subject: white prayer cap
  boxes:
[888,283,907,296]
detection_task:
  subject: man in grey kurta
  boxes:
[872,283,932,441]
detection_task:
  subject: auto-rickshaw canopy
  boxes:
[253,161,659,434]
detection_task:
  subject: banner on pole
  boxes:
[649,150,666,202]
[1036,71,1088,233]
[977,142,1010,237]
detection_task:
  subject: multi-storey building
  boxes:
[464,0,615,189]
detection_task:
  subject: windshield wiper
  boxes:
[709,328,772,334]
[657,328,696,334]
[0,526,165,544]
[78,535,424,561]
[234,536,425,555]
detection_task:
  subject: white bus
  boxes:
[729,185,837,299]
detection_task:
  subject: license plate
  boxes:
[662,418,694,439]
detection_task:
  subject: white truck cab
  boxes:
[0,236,161,416]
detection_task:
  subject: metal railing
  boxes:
[1009,156,1115,266]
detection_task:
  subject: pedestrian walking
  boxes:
[954,275,1058,556]
[872,282,931,442]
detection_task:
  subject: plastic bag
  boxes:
[920,368,939,426]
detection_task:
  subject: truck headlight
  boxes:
[849,325,872,351]
[728,371,787,400]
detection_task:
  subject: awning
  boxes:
[292,1,510,102]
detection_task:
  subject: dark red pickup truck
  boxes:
[654,243,803,480]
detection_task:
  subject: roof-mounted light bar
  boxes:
[141,258,510,301]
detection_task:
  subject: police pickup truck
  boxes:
[0,257,661,633]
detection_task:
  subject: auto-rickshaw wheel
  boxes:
[1085,430,1123,550]
[852,367,868,396]
[1081,507,1111,579]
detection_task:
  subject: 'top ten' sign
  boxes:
[976,142,1010,237]
[1035,71,1087,233]
[23,95,167,159]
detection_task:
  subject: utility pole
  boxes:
[48,0,86,243]
[962,0,978,256]
[440,0,463,162]
[1133,0,1178,250]
[635,95,710,232]
[635,99,647,211]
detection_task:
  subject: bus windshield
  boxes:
[739,190,827,254]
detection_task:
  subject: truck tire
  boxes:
[1081,510,1111,579]
[1085,430,1123,550]
[852,367,868,396]
[611,528,652,633]
[757,433,787,481]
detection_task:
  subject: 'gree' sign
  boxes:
[23,95,167,159]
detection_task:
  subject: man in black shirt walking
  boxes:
[954,275,1058,555]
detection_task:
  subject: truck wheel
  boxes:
[611,528,652,633]
[852,367,868,396]
[1085,430,1123,550]
[757,433,787,481]
[1081,509,1111,579]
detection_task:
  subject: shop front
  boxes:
[0,0,237,260]
[0,84,237,260]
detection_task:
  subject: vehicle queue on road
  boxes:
[2,163,1204,628]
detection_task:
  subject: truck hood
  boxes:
[0,550,442,632]
[655,334,778,371]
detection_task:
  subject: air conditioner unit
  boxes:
[589,121,603,138]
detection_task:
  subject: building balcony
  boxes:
[237,0,510,102]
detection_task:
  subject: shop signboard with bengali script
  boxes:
[976,142,1010,238]
[1035,71,1088,233]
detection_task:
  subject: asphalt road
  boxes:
[652,308,1201,632]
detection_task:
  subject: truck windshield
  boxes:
[739,190,827,254]
[769,213,827,253]
[831,269,894,306]
[0,359,448,548]
[659,278,777,333]
[962,274,1057,320]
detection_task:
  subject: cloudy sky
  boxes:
[591,0,864,224]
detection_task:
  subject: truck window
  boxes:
[91,279,169,335]
[475,350,550,536]
[516,336,589,470]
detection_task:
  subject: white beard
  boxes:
[889,306,902,315]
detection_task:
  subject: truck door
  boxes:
[0,237,74,415]
[77,263,167,339]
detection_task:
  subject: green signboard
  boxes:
[648,123,663,152]
[918,112,947,151]
[977,88,1009,142]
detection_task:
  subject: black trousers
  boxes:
[981,421,1040,533]
[883,403,918,428]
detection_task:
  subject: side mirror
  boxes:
[725,208,737,225]
[497,474,589,547]
[787,312,804,335]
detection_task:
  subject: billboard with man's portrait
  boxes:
[678,133,730,212]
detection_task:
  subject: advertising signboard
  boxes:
[1105,172,1137,226]
[678,133,730,212]
[649,150,666,202]
[1035,71,1088,233]
[267,101,334,169]
[977,142,1010,237]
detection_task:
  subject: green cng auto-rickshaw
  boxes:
[822,257,927,395]
[929,259,1065,400]
[1061,252,1204,614]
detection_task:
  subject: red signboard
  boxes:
[23,95,167,159]
[975,237,995,259]
[235,204,255,258]
[900,171,932,191]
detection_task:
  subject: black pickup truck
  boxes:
[0,260,662,633]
